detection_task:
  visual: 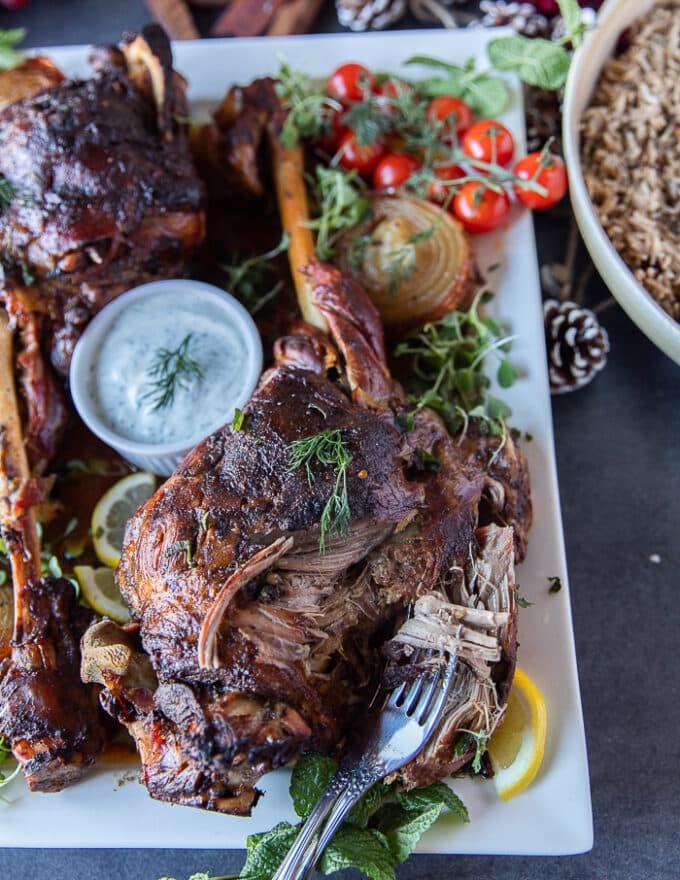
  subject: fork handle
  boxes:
[271,761,381,880]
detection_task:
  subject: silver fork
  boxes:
[271,650,457,880]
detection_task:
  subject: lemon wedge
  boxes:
[74,565,131,624]
[91,471,156,568]
[488,667,547,801]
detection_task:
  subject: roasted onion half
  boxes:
[335,192,477,331]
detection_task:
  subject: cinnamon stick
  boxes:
[267,0,325,35]
[144,0,200,41]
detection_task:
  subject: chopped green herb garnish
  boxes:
[0,177,15,212]
[548,576,562,594]
[0,28,25,72]
[514,587,534,608]
[142,334,204,412]
[165,539,194,567]
[307,166,370,261]
[232,408,246,432]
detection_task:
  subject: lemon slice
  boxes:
[74,565,131,624]
[91,471,156,568]
[488,667,547,801]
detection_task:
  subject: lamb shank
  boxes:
[83,253,530,813]
[0,25,205,466]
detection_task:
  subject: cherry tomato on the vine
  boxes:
[337,130,386,176]
[373,153,420,190]
[462,120,514,167]
[326,63,375,104]
[427,163,466,204]
[513,151,568,210]
[452,182,511,234]
[425,96,473,140]
[375,78,415,114]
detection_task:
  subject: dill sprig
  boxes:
[0,177,15,212]
[276,61,343,149]
[394,290,518,455]
[287,429,353,554]
[222,232,290,315]
[306,166,370,260]
[141,333,204,412]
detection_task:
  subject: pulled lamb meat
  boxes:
[83,262,531,815]
[0,25,205,466]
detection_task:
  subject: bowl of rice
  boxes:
[563,0,680,364]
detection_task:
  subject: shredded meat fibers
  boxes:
[580,3,680,319]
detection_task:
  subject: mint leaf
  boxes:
[406,55,509,118]
[240,822,300,880]
[557,0,586,49]
[0,29,25,72]
[348,783,391,828]
[381,804,443,863]
[487,36,571,90]
[396,781,469,823]
[320,827,395,880]
[290,754,336,820]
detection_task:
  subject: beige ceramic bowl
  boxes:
[562,0,680,365]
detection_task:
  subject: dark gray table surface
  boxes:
[1,2,679,879]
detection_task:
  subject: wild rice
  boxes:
[580,3,680,320]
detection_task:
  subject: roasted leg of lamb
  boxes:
[83,249,531,813]
[0,25,205,466]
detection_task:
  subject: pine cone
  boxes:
[473,1,551,37]
[544,300,610,394]
[336,0,407,31]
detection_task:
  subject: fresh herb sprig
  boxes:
[0,177,15,212]
[141,334,204,412]
[222,232,290,315]
[487,0,587,90]
[0,735,20,793]
[276,61,342,149]
[306,166,370,261]
[394,290,518,454]
[0,28,25,72]
[239,754,468,880]
[405,56,510,119]
[287,428,352,553]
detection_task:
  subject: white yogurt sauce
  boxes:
[88,289,249,446]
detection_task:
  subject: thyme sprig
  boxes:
[306,167,370,261]
[394,290,518,456]
[287,429,352,554]
[141,334,204,412]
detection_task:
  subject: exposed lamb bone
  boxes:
[198,535,294,669]
[0,312,108,791]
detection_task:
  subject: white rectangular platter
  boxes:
[0,28,592,856]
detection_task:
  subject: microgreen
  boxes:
[141,334,204,411]
[276,61,342,148]
[306,166,370,261]
[287,429,352,553]
[455,729,490,774]
[232,408,246,432]
[0,29,25,72]
[394,290,517,458]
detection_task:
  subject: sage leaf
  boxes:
[488,36,571,89]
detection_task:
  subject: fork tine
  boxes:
[413,668,441,724]
[386,681,407,708]
[420,652,455,729]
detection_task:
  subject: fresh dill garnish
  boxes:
[394,290,517,457]
[287,429,353,554]
[0,28,25,72]
[307,166,370,261]
[221,232,289,315]
[141,334,204,412]
[276,61,342,148]
[0,177,15,212]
